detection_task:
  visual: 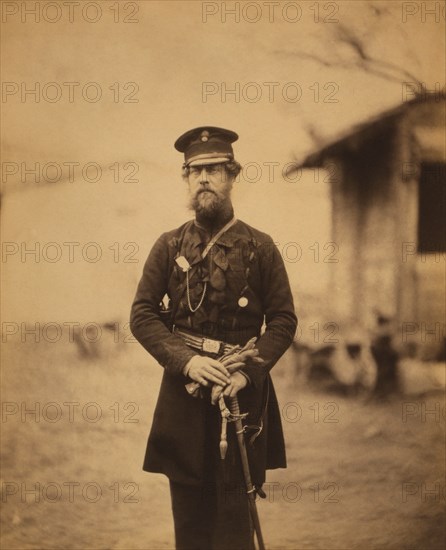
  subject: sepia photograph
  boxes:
[1,1,445,549]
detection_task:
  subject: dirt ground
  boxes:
[1,339,445,550]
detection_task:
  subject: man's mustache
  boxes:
[196,188,217,197]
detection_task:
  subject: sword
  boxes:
[228,395,266,550]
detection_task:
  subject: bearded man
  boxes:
[130,126,297,550]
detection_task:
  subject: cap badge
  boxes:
[201,130,209,142]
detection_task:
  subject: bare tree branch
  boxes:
[274,5,423,90]
[334,23,422,86]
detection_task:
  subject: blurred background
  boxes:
[1,1,445,548]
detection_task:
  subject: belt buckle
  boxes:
[202,338,221,355]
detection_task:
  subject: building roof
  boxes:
[299,94,446,168]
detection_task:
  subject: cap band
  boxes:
[187,153,233,167]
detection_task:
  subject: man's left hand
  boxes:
[212,372,247,402]
[225,372,247,398]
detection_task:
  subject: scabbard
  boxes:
[228,395,266,550]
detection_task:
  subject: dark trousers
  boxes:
[169,480,254,550]
[169,408,254,550]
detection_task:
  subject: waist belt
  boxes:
[173,327,236,357]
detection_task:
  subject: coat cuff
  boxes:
[182,355,199,377]
[239,364,266,390]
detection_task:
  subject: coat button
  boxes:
[238,297,248,308]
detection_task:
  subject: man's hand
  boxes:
[211,372,248,403]
[223,372,248,397]
[185,355,231,386]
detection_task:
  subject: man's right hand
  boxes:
[184,355,231,386]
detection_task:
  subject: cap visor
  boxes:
[188,156,231,167]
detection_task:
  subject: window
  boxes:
[418,162,446,253]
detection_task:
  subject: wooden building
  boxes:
[299,95,445,357]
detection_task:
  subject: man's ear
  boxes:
[223,170,234,185]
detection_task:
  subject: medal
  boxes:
[238,297,248,308]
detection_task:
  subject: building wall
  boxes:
[327,120,402,328]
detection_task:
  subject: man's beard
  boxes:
[188,189,226,219]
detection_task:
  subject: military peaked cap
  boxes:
[174,126,239,167]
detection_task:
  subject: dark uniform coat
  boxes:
[130,217,297,487]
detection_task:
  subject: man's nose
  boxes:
[199,167,208,184]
